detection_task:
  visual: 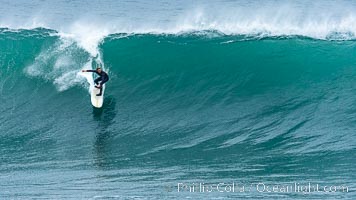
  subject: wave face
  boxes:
[1,28,356,199]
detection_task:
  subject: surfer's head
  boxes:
[96,67,102,73]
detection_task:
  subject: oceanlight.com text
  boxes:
[175,182,349,194]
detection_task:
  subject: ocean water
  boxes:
[0,0,356,199]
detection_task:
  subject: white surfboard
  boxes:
[91,85,105,108]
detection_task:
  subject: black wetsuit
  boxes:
[87,70,109,95]
[87,70,109,86]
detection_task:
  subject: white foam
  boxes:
[78,61,95,94]
[158,5,356,40]
[58,22,110,57]
[53,70,83,91]
[24,39,91,92]
[3,1,356,40]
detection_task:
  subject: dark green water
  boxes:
[0,29,355,199]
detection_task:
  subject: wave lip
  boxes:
[2,28,356,43]
[3,1,356,41]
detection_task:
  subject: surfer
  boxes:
[82,67,109,96]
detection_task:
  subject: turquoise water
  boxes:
[1,1,356,199]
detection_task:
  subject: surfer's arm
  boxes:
[82,70,96,72]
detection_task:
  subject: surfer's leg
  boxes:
[96,77,108,90]
[96,87,103,96]
[94,77,102,85]
[95,83,102,89]
[100,79,108,86]
[96,79,108,96]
